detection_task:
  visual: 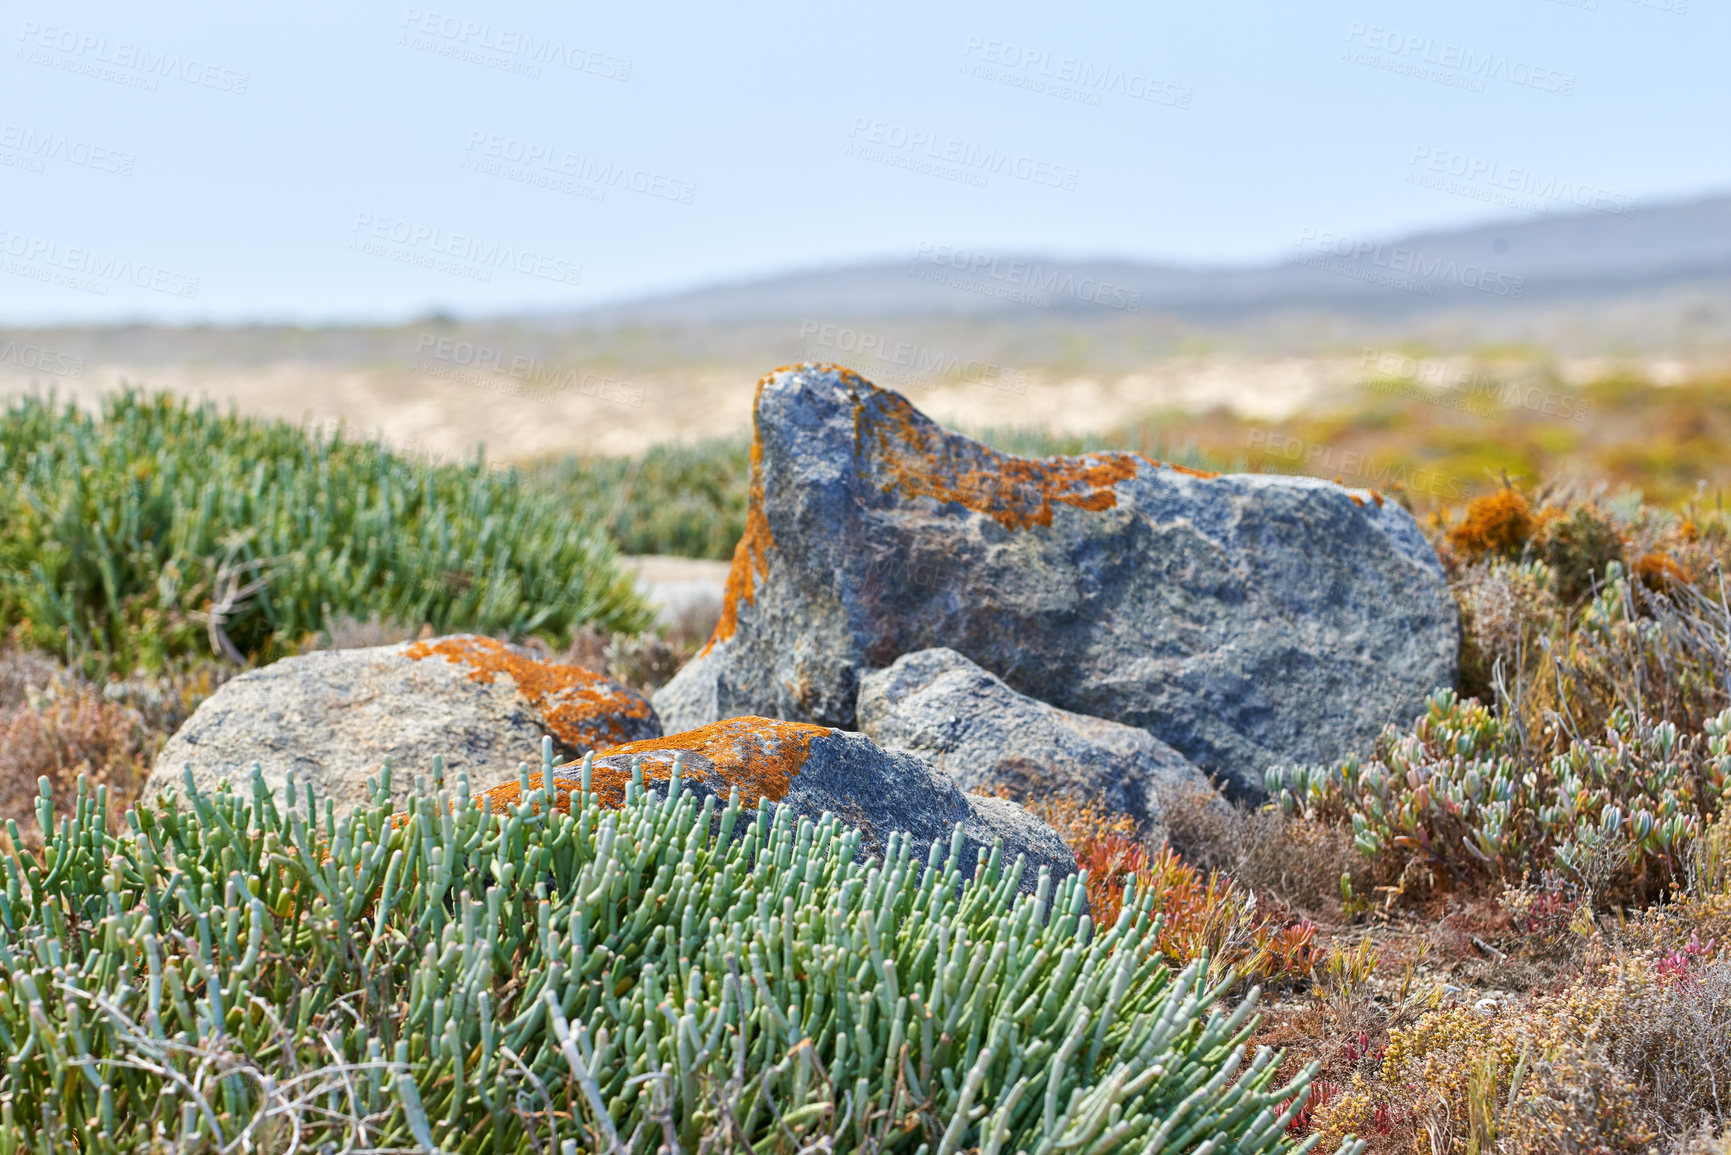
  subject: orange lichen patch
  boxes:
[853,382,1144,531]
[418,716,831,824]
[402,635,651,750]
[1635,551,1691,591]
[1448,488,1535,559]
[1333,478,1385,509]
[586,716,828,807]
[701,375,778,657]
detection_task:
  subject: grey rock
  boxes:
[149,634,659,814]
[856,647,1218,833]
[655,363,1458,798]
[492,716,1076,893]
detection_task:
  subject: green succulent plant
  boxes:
[0,741,1361,1154]
[0,390,651,675]
[1269,686,1731,894]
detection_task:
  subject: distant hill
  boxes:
[572,193,1731,325]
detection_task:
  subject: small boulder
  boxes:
[655,363,1458,798]
[469,716,1077,892]
[148,634,659,813]
[856,648,1217,834]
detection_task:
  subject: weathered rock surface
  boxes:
[468,716,1077,892]
[149,635,659,812]
[856,648,1218,832]
[655,363,1458,797]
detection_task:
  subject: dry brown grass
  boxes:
[1242,875,1731,1155]
[0,670,151,850]
[0,647,230,851]
[1161,787,1372,914]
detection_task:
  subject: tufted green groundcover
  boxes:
[0,744,1363,1154]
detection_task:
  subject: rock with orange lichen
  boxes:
[465,715,1076,893]
[856,648,1220,835]
[654,363,1457,799]
[146,634,659,813]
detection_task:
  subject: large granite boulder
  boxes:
[463,716,1077,893]
[856,647,1218,833]
[149,634,659,813]
[655,363,1458,798]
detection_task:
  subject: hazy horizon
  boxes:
[3,0,1727,326]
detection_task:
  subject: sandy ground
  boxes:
[0,350,1715,463]
[622,555,731,640]
[0,354,1394,462]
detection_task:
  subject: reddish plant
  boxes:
[1658,931,1717,984]
[1286,1080,1341,1136]
[1343,1031,1385,1067]
[1072,824,1149,925]
[1025,796,1318,981]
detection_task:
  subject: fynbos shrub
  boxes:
[1268,689,1731,897]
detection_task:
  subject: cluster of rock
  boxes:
[147,363,1459,877]
[657,364,1458,801]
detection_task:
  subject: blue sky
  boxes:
[1,0,1724,323]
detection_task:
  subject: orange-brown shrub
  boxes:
[1449,488,1536,559]
[1024,795,1317,982]
[1636,550,1691,592]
